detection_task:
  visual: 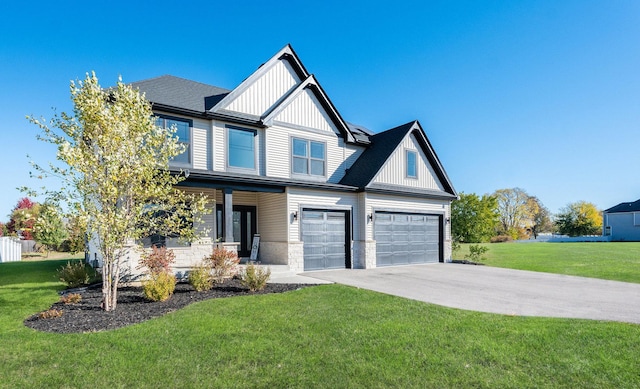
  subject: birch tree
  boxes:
[28,72,209,311]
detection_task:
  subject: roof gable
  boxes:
[340,121,456,197]
[605,199,640,213]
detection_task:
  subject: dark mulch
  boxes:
[451,259,485,266]
[24,280,315,334]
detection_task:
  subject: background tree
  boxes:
[28,72,209,311]
[555,201,602,237]
[451,192,499,243]
[63,214,88,254]
[526,196,553,239]
[33,202,68,256]
[493,188,538,239]
[6,197,40,240]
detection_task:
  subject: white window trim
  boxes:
[226,126,258,174]
[406,149,418,179]
[290,137,327,178]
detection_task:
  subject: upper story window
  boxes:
[228,127,256,171]
[406,150,417,178]
[292,138,326,176]
[156,115,191,166]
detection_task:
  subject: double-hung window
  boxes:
[228,127,256,170]
[406,150,417,178]
[292,138,325,176]
[156,115,191,166]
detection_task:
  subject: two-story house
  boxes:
[93,44,457,276]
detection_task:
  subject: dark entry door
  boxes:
[217,205,257,257]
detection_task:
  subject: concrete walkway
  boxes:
[302,263,640,324]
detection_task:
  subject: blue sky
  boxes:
[1,1,639,220]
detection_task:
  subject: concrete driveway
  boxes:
[303,263,640,324]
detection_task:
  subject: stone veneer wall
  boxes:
[257,242,289,265]
[353,240,377,269]
[287,241,304,273]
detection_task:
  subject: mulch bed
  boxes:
[24,280,315,334]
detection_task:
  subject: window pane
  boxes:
[407,151,417,177]
[171,143,190,164]
[310,159,324,176]
[293,139,307,157]
[168,119,190,141]
[229,128,255,169]
[310,142,324,159]
[293,157,308,174]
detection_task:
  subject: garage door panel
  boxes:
[302,210,348,271]
[375,212,440,266]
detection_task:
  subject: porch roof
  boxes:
[173,169,360,193]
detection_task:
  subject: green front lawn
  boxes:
[1,259,639,388]
[455,242,640,284]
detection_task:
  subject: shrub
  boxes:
[189,263,213,292]
[465,244,489,262]
[138,246,176,275]
[490,235,512,243]
[39,309,63,319]
[60,293,82,304]
[240,262,271,292]
[204,246,240,283]
[142,271,177,302]
[58,261,91,288]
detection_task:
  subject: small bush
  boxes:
[58,261,91,288]
[60,293,82,304]
[138,246,176,275]
[240,262,271,292]
[465,244,489,262]
[39,309,63,319]
[490,235,512,243]
[142,271,177,302]
[204,246,240,283]
[189,263,213,292]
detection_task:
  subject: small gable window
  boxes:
[406,150,417,178]
[292,138,325,176]
[156,116,191,166]
[228,127,256,170]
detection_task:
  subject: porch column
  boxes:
[224,188,234,243]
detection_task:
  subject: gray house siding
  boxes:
[604,212,640,241]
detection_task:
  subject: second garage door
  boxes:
[375,212,441,266]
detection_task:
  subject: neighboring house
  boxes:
[602,199,640,241]
[89,44,457,276]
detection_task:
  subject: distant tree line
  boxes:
[452,188,602,243]
[1,197,86,254]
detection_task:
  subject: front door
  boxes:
[216,205,257,258]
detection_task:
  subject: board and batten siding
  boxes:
[273,89,338,134]
[226,60,300,116]
[192,117,211,170]
[257,192,288,242]
[372,133,445,190]
[287,188,359,242]
[364,193,450,242]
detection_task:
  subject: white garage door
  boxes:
[375,212,440,266]
[301,209,349,271]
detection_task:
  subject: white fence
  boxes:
[0,237,22,263]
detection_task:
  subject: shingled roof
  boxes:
[604,199,640,213]
[130,75,230,113]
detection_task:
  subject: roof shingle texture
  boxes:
[130,75,230,112]
[605,199,640,213]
